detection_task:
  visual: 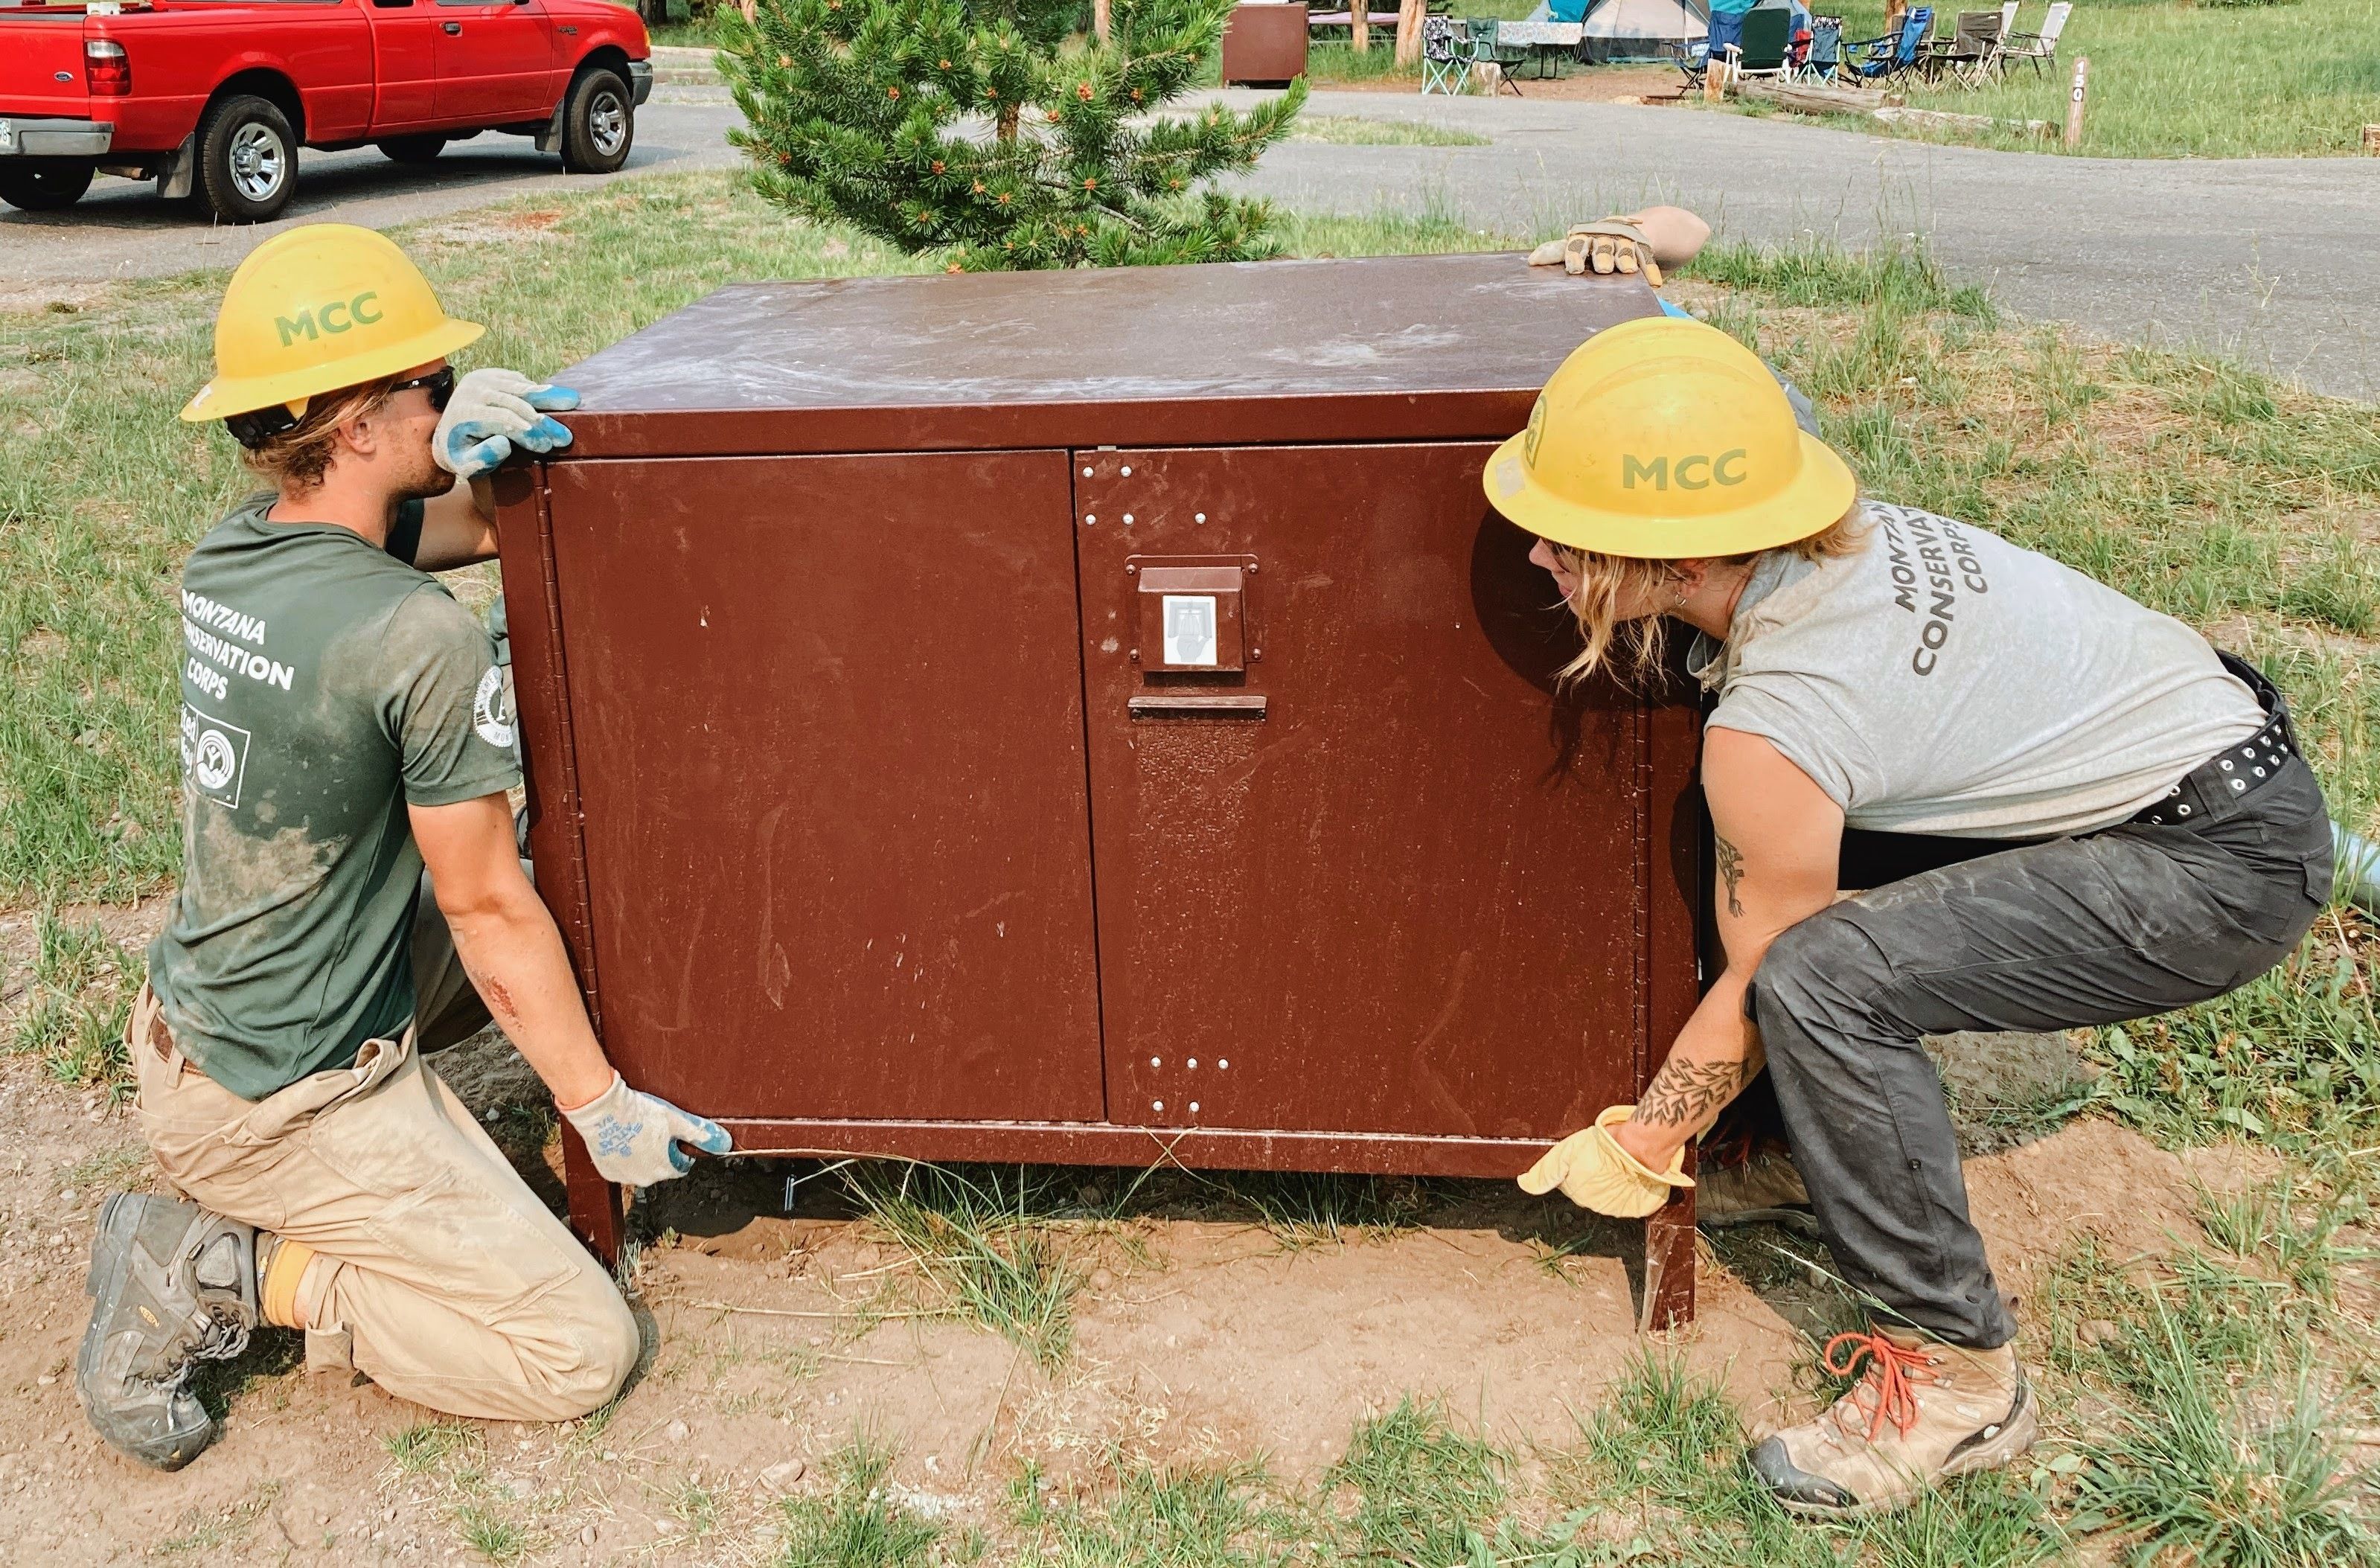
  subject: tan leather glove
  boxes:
[1517,1104,1695,1217]
[1526,220,1663,286]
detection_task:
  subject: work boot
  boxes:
[1695,1148,1818,1234]
[1749,1327,2036,1517]
[75,1193,261,1471]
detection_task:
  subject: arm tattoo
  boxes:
[1637,1055,1750,1130]
[1714,831,1745,918]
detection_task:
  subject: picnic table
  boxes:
[1497,19,1583,76]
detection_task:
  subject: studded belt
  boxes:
[2131,653,2299,830]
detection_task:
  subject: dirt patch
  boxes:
[1964,1118,2204,1291]
[0,909,2233,1561]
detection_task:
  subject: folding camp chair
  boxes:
[1999,0,2069,79]
[1420,14,1471,92]
[1925,8,2003,86]
[1797,14,1843,80]
[1465,17,1529,94]
[1840,4,1930,82]
[1730,1,1792,81]
[1962,0,2018,81]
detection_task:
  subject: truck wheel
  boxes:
[558,68,633,174]
[194,94,297,223]
[0,162,95,213]
[376,135,449,165]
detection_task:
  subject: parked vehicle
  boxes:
[0,0,652,223]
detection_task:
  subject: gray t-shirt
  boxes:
[1689,504,2264,838]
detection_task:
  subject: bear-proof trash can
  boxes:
[491,252,1707,1328]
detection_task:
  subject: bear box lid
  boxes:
[546,252,1660,462]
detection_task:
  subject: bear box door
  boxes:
[1075,441,1683,1139]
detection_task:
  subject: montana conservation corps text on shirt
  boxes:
[1691,504,2265,839]
[149,494,521,1101]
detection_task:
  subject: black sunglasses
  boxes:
[387,366,456,412]
[225,365,456,448]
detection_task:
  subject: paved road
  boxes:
[7,86,2375,399]
[0,93,745,298]
[1218,91,2380,401]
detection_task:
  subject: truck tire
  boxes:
[194,93,298,223]
[377,135,449,165]
[557,67,633,174]
[0,162,95,213]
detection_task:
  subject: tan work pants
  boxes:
[129,884,639,1422]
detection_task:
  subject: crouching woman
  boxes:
[1489,317,2332,1517]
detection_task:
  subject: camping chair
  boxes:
[1797,14,1842,80]
[1728,1,1791,81]
[1925,8,2003,86]
[1962,0,2018,81]
[2000,0,2069,79]
[1419,13,1469,92]
[1465,16,1529,94]
[1840,4,1930,83]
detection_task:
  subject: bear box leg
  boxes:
[1640,1163,1697,1332]
[561,1119,624,1267]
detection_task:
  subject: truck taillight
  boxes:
[85,39,131,96]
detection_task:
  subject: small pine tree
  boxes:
[720,0,1307,269]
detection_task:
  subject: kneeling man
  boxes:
[80,225,729,1470]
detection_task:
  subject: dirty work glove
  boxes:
[1517,1105,1695,1217]
[560,1072,733,1187]
[1527,220,1663,286]
[432,368,579,480]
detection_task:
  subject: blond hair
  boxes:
[236,375,402,494]
[1549,505,1869,688]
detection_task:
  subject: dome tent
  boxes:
[1578,0,1709,62]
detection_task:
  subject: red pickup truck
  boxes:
[0,0,652,223]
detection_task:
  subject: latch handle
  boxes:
[1127,694,1267,720]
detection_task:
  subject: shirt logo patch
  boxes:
[180,704,252,810]
[473,666,516,752]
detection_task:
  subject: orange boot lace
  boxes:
[1820,1329,1939,1442]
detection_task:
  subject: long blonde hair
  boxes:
[1549,505,1869,687]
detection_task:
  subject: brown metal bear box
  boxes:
[489,252,1709,1327]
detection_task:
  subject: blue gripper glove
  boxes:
[432,368,579,480]
[560,1072,733,1187]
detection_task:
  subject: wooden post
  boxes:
[1351,0,1369,54]
[1704,51,1727,100]
[1094,0,1110,43]
[1395,0,1423,66]
[2364,124,2380,156]
[2063,54,2088,149]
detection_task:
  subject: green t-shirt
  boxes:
[146,493,521,1101]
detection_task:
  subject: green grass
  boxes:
[1287,113,1491,145]
[452,1504,532,1564]
[839,1162,1086,1369]
[778,1436,971,1568]
[1008,1459,1308,1567]
[1791,0,2380,157]
[6,909,138,1094]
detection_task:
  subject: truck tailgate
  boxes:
[0,13,92,119]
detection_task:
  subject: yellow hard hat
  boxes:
[181,223,483,423]
[1482,316,1857,559]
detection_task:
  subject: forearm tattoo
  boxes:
[1714,831,1745,918]
[1637,1055,1750,1130]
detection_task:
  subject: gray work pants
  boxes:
[1750,756,2333,1348]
